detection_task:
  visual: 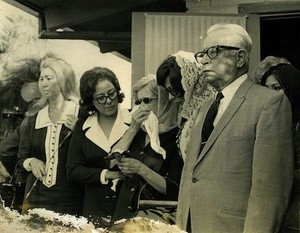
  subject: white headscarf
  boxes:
[132,74,178,133]
[132,75,178,158]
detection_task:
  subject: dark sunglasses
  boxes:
[134,97,157,105]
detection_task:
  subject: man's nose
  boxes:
[200,55,209,65]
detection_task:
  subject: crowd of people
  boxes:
[0,23,299,233]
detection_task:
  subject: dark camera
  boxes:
[2,107,24,119]
[0,182,25,212]
[103,151,130,161]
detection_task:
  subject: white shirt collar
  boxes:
[221,73,248,100]
[35,100,79,129]
[214,74,247,126]
[83,106,131,153]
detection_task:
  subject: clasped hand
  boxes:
[130,106,151,130]
[117,157,144,176]
[64,114,78,131]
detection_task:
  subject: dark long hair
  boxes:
[156,56,184,96]
[261,63,300,124]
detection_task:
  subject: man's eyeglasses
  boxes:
[135,98,157,105]
[93,91,118,104]
[194,45,240,63]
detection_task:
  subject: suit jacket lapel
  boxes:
[185,100,212,166]
[195,78,253,165]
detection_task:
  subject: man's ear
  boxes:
[236,50,247,68]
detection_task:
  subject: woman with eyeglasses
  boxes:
[66,67,130,226]
[260,63,300,233]
[17,56,83,216]
[111,75,183,223]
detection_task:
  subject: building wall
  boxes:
[186,0,299,14]
[184,0,300,75]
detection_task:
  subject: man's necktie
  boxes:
[201,92,224,143]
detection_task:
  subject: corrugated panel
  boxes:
[145,14,246,75]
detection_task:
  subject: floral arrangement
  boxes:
[0,205,99,233]
[0,202,185,233]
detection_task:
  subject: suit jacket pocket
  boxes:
[221,208,246,218]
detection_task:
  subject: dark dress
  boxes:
[67,109,130,226]
[112,127,183,221]
[18,115,83,216]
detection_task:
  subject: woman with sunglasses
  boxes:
[111,75,183,223]
[67,67,130,226]
[260,63,300,233]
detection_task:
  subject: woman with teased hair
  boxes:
[40,57,77,101]
[18,56,83,215]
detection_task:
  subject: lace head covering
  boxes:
[173,51,215,120]
[172,51,216,161]
[132,74,178,133]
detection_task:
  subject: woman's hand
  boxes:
[118,157,167,195]
[130,106,151,131]
[29,158,46,181]
[105,170,124,180]
[65,114,78,131]
[117,157,145,176]
[0,161,10,182]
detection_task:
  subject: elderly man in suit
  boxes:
[176,23,294,233]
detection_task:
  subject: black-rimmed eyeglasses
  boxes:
[135,98,157,105]
[194,45,240,63]
[93,91,118,104]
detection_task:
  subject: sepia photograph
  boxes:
[0,0,299,232]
